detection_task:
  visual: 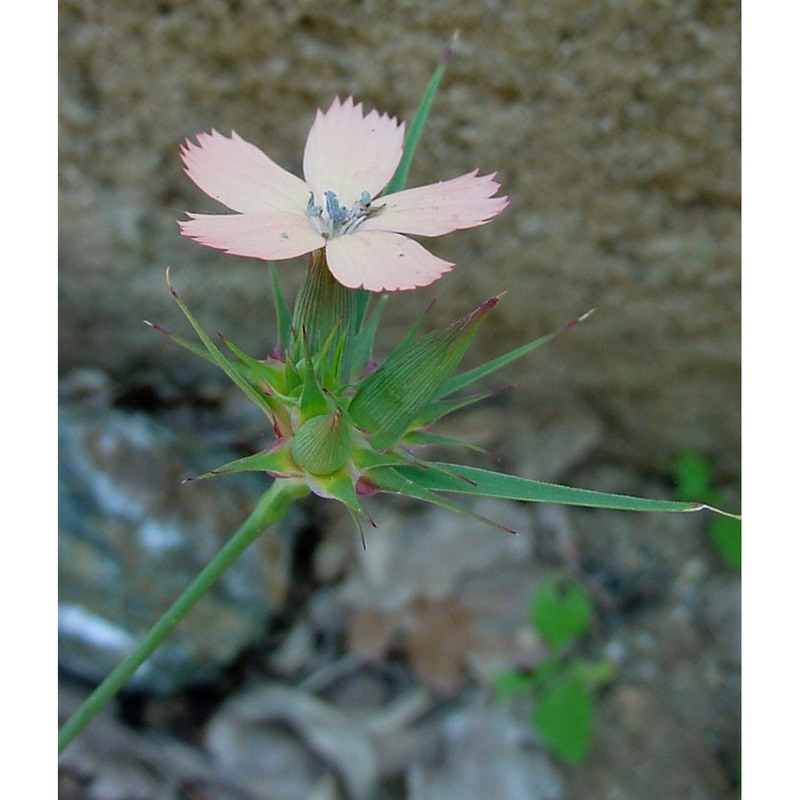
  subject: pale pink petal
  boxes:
[325,231,453,292]
[303,97,405,207]
[358,170,509,237]
[181,130,310,214]
[179,212,325,261]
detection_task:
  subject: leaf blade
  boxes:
[392,463,707,514]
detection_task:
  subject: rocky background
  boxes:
[59,1,740,798]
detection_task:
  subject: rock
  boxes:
[337,498,549,691]
[59,404,300,693]
[431,398,602,484]
[59,0,740,476]
[408,702,563,800]
[204,683,378,800]
[566,686,731,800]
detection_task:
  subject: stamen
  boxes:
[306,189,377,237]
[306,192,323,217]
[324,191,348,226]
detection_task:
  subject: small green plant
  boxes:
[673,451,741,570]
[496,576,614,764]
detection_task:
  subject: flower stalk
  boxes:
[58,478,310,754]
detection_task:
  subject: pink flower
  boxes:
[179,97,508,292]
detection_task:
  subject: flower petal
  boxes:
[325,231,453,292]
[303,97,405,207]
[358,170,509,237]
[181,130,310,214]
[179,212,325,261]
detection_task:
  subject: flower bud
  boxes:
[290,412,352,476]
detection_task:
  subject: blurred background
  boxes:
[59,1,740,798]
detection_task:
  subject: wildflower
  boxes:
[179,97,508,292]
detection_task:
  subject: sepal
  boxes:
[348,295,501,449]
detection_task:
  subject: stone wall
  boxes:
[59,0,740,476]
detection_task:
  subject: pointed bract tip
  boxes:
[561,308,596,332]
[474,293,504,316]
[165,266,179,299]
[696,503,742,520]
[143,320,172,337]
[443,30,459,64]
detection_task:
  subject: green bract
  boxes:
[153,256,709,544]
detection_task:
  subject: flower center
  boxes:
[306,190,380,238]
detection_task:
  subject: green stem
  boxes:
[58,478,310,754]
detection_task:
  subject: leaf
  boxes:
[533,676,594,764]
[673,450,713,502]
[297,329,329,420]
[530,578,593,650]
[164,269,275,418]
[368,466,515,533]
[351,294,389,379]
[185,445,301,482]
[708,516,742,570]
[413,386,508,428]
[401,430,489,455]
[390,463,709,514]
[383,32,455,196]
[439,309,594,398]
[495,670,536,701]
[217,333,287,398]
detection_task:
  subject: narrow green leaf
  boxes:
[439,309,595,398]
[185,446,301,482]
[218,333,287,398]
[144,320,219,367]
[391,462,710,514]
[351,447,412,472]
[533,677,594,764]
[413,387,507,428]
[146,318,289,427]
[354,289,371,334]
[165,269,274,418]
[351,294,389,379]
[368,467,515,533]
[401,430,489,455]
[383,33,456,196]
[298,331,329,420]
